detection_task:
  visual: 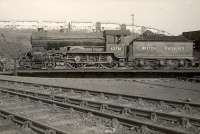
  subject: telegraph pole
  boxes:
[13,58,18,76]
[131,14,134,35]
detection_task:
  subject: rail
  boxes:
[0,79,200,133]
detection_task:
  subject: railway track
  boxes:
[0,79,200,133]
[0,84,180,134]
[0,115,35,134]
[178,77,200,83]
[0,93,117,134]
[130,79,200,93]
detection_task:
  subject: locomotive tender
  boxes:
[128,31,194,69]
[19,29,196,70]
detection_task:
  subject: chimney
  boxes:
[96,22,101,32]
[121,24,126,31]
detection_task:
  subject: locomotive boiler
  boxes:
[19,29,131,69]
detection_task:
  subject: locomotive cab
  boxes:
[104,30,131,66]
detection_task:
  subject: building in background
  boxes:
[100,22,120,31]
[0,20,171,36]
[14,21,38,30]
[38,21,66,30]
[0,21,15,29]
[70,21,94,32]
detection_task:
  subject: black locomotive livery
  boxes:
[19,29,199,70]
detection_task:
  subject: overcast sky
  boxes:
[0,0,199,35]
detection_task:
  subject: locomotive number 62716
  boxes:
[110,46,122,51]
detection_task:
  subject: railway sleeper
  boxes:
[183,104,192,113]
[0,91,197,134]
[0,112,43,133]
[1,80,200,133]
[22,120,32,129]
[2,79,197,112]
[181,118,191,129]
[2,88,200,131]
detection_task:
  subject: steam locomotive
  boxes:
[19,29,131,69]
[19,29,198,70]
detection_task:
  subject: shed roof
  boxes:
[183,30,200,42]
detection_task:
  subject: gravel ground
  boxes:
[0,75,200,103]
[133,78,200,91]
